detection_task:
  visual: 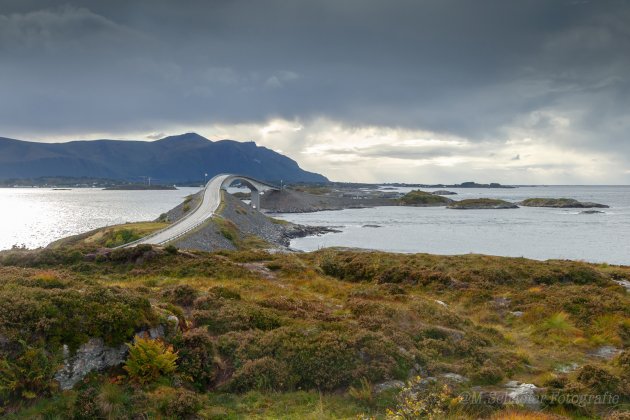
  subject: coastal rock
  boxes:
[591,345,621,360]
[505,382,541,410]
[580,210,604,214]
[519,198,609,208]
[555,363,579,373]
[362,224,382,228]
[54,338,127,390]
[136,325,166,340]
[441,373,468,383]
[431,190,457,195]
[55,315,177,390]
[374,380,405,393]
[493,297,511,308]
[447,199,518,210]
[613,278,630,292]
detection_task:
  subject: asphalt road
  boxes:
[131,174,277,246]
[135,174,230,245]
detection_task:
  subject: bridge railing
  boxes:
[114,182,209,249]
[118,174,278,248]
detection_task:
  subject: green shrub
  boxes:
[124,338,178,385]
[71,384,102,420]
[193,301,282,334]
[151,386,202,418]
[0,345,58,403]
[209,286,241,300]
[385,377,462,419]
[96,383,132,419]
[228,357,294,392]
[107,244,156,264]
[219,327,399,391]
[104,229,141,248]
[617,349,630,375]
[470,364,503,385]
[214,304,281,333]
[576,365,619,394]
[164,245,178,255]
[0,281,153,350]
[162,284,199,307]
[172,328,217,390]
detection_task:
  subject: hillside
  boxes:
[0,244,628,418]
[0,133,327,183]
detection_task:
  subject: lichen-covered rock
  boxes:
[54,338,127,390]
[54,317,177,390]
[441,373,468,383]
[591,345,622,360]
[505,381,541,410]
[374,380,405,393]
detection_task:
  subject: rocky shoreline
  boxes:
[171,192,338,252]
[519,198,609,208]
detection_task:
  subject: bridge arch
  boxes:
[219,174,279,209]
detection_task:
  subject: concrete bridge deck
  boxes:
[127,174,279,246]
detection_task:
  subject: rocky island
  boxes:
[431,190,458,195]
[397,189,454,206]
[447,198,519,209]
[519,198,609,208]
[103,184,177,191]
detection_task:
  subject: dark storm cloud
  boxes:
[0,0,629,157]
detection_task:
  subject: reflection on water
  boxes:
[0,187,201,249]
[1,185,628,264]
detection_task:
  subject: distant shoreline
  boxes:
[103,185,178,191]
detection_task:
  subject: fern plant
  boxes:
[124,337,178,385]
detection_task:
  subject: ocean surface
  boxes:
[276,186,630,265]
[0,187,201,250]
[0,185,628,265]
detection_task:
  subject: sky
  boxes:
[1,0,629,184]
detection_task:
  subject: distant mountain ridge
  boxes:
[0,133,328,183]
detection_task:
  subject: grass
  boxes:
[0,245,628,418]
[291,185,333,195]
[520,198,580,207]
[398,189,451,205]
[447,198,518,209]
[48,222,168,249]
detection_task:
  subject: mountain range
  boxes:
[0,133,327,183]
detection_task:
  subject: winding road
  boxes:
[127,174,279,246]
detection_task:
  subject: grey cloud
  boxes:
[0,0,629,172]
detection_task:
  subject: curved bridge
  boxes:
[128,174,279,246]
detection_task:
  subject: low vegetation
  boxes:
[0,244,628,418]
[291,185,333,195]
[519,198,609,208]
[398,189,452,206]
[48,222,168,248]
[448,198,519,209]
